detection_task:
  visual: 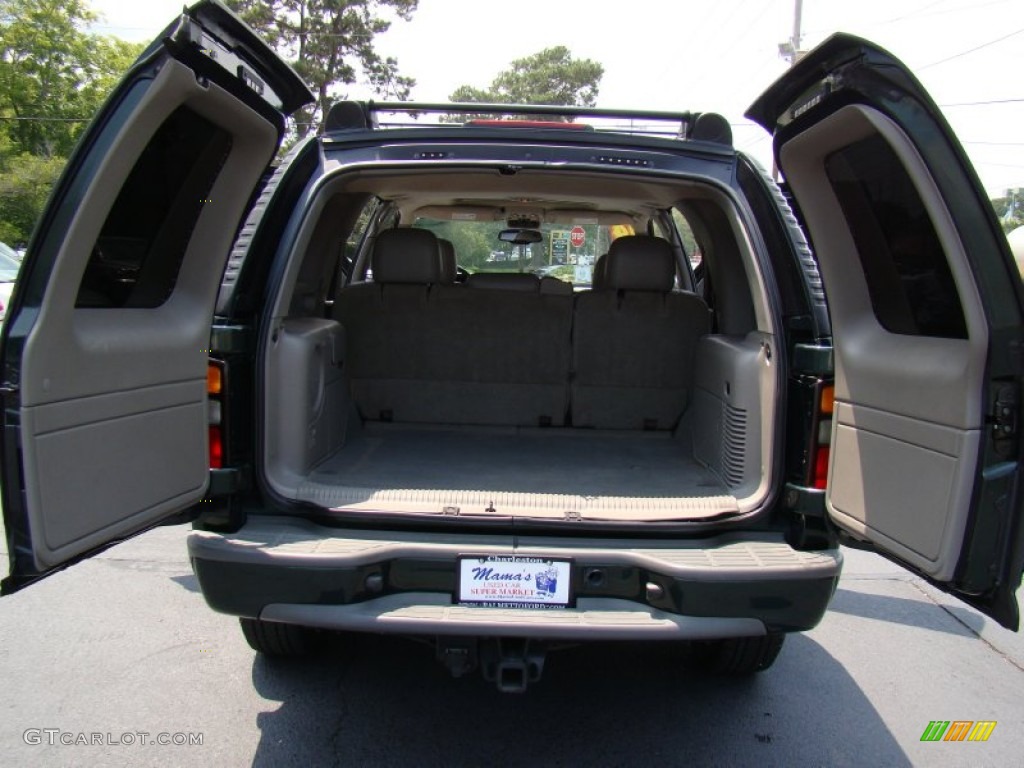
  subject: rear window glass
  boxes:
[824,134,968,339]
[76,106,232,308]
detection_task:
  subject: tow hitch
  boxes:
[436,637,547,693]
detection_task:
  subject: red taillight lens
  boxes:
[812,446,830,490]
[810,383,834,489]
[208,425,223,469]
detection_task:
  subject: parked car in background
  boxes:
[0,243,22,322]
[1,1,1023,692]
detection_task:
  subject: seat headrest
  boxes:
[371,229,441,284]
[438,238,457,285]
[591,252,609,290]
[540,276,573,295]
[604,235,675,292]
[466,272,541,292]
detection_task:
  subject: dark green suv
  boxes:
[3,1,1022,691]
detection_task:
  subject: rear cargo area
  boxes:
[293,423,737,521]
[262,178,780,524]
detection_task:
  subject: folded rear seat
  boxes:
[571,235,711,430]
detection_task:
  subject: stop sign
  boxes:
[569,226,586,248]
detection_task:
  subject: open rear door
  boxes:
[0,1,312,593]
[749,34,1024,629]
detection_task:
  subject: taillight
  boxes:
[810,383,834,490]
[207,359,226,469]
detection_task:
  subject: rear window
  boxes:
[76,106,232,308]
[825,134,968,339]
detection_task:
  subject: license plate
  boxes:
[457,556,573,609]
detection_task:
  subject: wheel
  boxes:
[699,633,786,675]
[239,617,318,657]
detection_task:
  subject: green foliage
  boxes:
[0,152,65,244]
[0,0,143,244]
[225,0,418,138]
[447,46,604,121]
[0,0,142,158]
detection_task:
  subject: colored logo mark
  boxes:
[920,721,996,742]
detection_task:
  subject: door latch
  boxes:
[991,383,1017,457]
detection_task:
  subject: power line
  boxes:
[940,97,1024,107]
[920,27,1024,69]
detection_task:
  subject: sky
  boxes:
[88,0,1024,197]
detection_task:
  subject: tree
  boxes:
[0,0,143,245]
[0,0,141,158]
[447,46,604,121]
[0,152,65,244]
[225,0,417,139]
[992,190,1024,234]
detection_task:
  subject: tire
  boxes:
[239,617,317,657]
[703,633,786,675]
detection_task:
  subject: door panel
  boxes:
[1,2,313,593]
[750,34,1024,626]
[26,383,206,566]
[780,105,989,582]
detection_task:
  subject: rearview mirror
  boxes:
[499,228,543,245]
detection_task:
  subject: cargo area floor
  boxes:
[293,424,738,521]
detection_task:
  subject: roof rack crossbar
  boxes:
[323,101,733,146]
[365,101,696,124]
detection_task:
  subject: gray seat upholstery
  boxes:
[431,280,573,426]
[333,228,444,423]
[591,252,609,289]
[438,238,457,285]
[540,276,573,295]
[572,235,710,430]
[466,272,540,291]
[335,229,573,427]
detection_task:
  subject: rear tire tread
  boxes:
[710,633,785,675]
[239,617,314,657]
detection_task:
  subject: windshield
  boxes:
[412,217,635,288]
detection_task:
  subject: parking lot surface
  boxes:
[1,520,1022,767]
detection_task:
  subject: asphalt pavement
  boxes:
[1,519,1022,767]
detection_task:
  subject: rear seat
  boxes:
[332,228,445,424]
[335,229,708,431]
[571,235,711,430]
[335,229,574,427]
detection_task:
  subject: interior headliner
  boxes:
[332,167,717,223]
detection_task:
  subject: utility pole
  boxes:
[778,0,804,66]
[773,0,805,179]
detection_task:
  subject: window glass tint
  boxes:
[76,106,232,308]
[824,134,967,339]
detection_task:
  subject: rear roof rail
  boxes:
[323,101,733,145]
